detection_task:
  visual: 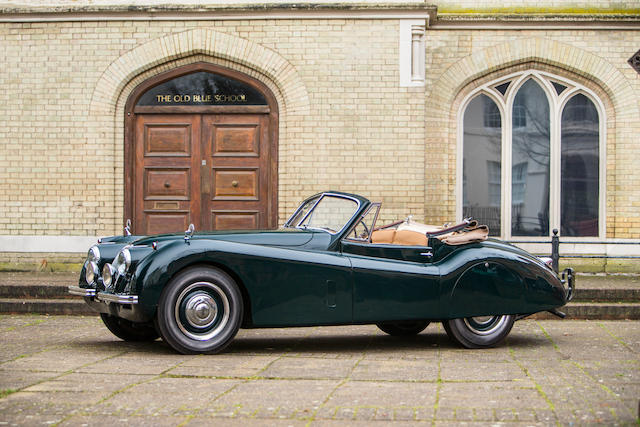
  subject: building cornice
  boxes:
[432,17,640,30]
[0,2,437,22]
[0,2,637,27]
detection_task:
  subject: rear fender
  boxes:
[440,246,566,318]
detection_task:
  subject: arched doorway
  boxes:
[124,63,278,234]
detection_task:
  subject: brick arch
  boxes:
[89,28,309,117]
[87,29,309,233]
[424,37,639,231]
[432,38,635,116]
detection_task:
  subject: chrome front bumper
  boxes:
[68,285,96,297]
[68,285,138,305]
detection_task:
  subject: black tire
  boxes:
[100,313,159,342]
[443,315,515,349]
[155,266,243,355]
[377,321,430,336]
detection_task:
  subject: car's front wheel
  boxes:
[100,313,159,342]
[156,266,243,354]
[377,321,430,336]
[443,315,515,348]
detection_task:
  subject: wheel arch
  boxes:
[136,244,254,327]
[164,261,254,328]
[442,251,529,319]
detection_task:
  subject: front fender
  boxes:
[132,239,253,318]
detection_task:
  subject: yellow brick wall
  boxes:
[423,30,640,238]
[0,16,639,239]
[0,20,427,235]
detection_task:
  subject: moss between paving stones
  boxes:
[0,389,17,399]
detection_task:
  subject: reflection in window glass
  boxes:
[561,94,599,236]
[463,94,501,236]
[302,196,358,233]
[286,196,320,227]
[511,79,550,236]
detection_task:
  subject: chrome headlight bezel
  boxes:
[85,261,99,286]
[113,248,132,277]
[102,263,115,288]
[87,246,100,263]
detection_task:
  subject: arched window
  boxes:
[460,71,605,239]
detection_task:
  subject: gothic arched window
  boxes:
[460,71,605,238]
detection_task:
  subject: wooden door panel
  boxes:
[144,212,190,234]
[144,124,192,156]
[212,124,259,157]
[212,211,259,230]
[135,115,201,235]
[212,168,259,200]
[202,114,270,230]
[144,168,190,200]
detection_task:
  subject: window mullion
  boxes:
[502,100,512,239]
[551,98,562,237]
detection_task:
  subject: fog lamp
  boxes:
[85,261,99,285]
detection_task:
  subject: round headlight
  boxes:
[102,263,115,288]
[87,246,100,263]
[85,261,99,285]
[113,248,131,276]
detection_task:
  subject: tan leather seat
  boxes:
[371,229,428,246]
[392,230,428,246]
[371,229,396,244]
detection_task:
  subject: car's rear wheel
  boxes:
[443,315,515,348]
[377,321,430,336]
[100,313,159,342]
[156,266,243,354]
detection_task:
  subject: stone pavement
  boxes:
[0,316,638,426]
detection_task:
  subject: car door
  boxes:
[236,244,353,327]
[342,241,441,323]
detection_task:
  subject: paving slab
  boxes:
[0,316,638,426]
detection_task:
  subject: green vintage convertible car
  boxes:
[69,191,574,354]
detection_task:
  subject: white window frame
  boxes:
[456,70,607,241]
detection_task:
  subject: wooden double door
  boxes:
[133,113,273,234]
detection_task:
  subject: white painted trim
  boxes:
[0,236,99,253]
[513,241,640,256]
[399,19,426,87]
[0,10,435,22]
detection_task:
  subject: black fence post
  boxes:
[551,228,560,273]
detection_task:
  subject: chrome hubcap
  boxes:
[463,315,507,336]
[175,282,230,341]
[184,293,218,329]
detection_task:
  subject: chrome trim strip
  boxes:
[68,285,96,297]
[96,292,138,305]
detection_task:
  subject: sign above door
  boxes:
[136,71,268,107]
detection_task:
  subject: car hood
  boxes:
[131,228,317,248]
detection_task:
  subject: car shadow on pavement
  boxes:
[70,330,550,355]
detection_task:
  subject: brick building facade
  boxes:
[0,1,639,270]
